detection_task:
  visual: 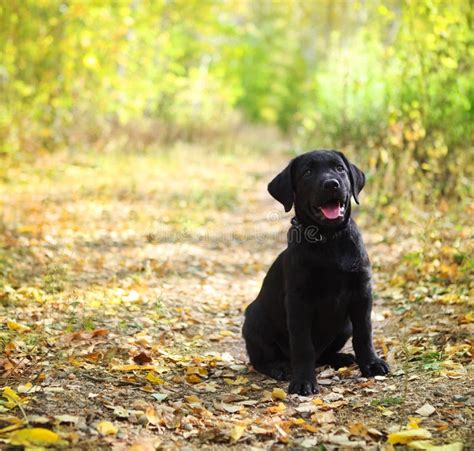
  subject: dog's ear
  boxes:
[334,151,365,204]
[267,159,295,212]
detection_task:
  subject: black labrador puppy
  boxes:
[242,149,389,396]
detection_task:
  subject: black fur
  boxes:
[242,150,389,396]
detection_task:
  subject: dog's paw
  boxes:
[358,357,389,377]
[268,362,291,381]
[288,379,319,396]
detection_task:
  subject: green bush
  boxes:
[0,0,472,201]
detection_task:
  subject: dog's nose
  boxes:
[323,179,340,190]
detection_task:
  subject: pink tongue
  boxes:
[320,202,341,219]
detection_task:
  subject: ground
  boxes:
[0,147,472,450]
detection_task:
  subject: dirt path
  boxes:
[0,150,472,449]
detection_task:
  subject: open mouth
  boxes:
[317,199,345,220]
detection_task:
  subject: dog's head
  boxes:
[268,150,365,228]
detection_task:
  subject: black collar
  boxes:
[289,216,350,244]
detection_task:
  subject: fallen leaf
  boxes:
[151,393,168,402]
[145,372,164,385]
[134,352,153,365]
[186,366,208,377]
[326,434,365,447]
[145,407,160,426]
[2,387,28,409]
[96,420,118,436]
[388,428,432,444]
[185,374,202,384]
[408,417,423,429]
[17,383,33,394]
[229,424,246,442]
[311,410,336,424]
[415,403,436,417]
[272,388,287,400]
[185,395,201,404]
[6,320,30,333]
[300,437,318,448]
[91,328,109,338]
[0,416,25,434]
[8,428,60,446]
[266,402,286,414]
[215,401,241,413]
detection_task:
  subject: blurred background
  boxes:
[0,0,472,205]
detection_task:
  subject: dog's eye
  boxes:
[304,169,312,177]
[335,164,345,173]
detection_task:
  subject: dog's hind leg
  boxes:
[245,336,291,381]
[317,322,355,369]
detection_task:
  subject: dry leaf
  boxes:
[6,320,30,333]
[8,428,60,446]
[388,428,432,444]
[145,407,160,426]
[185,395,201,404]
[272,388,287,400]
[415,403,436,417]
[17,383,33,394]
[134,352,153,365]
[96,420,118,436]
[185,374,202,384]
[2,387,28,409]
[229,424,246,442]
[266,402,286,414]
[145,372,164,385]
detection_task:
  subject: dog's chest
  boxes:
[308,272,352,319]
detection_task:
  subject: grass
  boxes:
[371,396,405,408]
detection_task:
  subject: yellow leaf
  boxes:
[96,420,118,436]
[290,418,305,425]
[302,423,318,433]
[6,320,30,333]
[229,424,246,442]
[408,441,463,450]
[0,416,25,434]
[2,387,27,409]
[408,417,423,429]
[388,428,432,444]
[185,374,202,384]
[266,402,286,414]
[272,388,287,400]
[462,312,474,323]
[184,395,201,404]
[224,376,249,385]
[186,367,208,377]
[145,372,164,385]
[8,428,60,446]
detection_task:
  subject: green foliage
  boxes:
[0,0,472,202]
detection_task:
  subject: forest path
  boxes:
[0,149,471,449]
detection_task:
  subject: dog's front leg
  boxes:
[350,278,389,377]
[286,296,319,395]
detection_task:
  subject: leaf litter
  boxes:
[0,150,472,448]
